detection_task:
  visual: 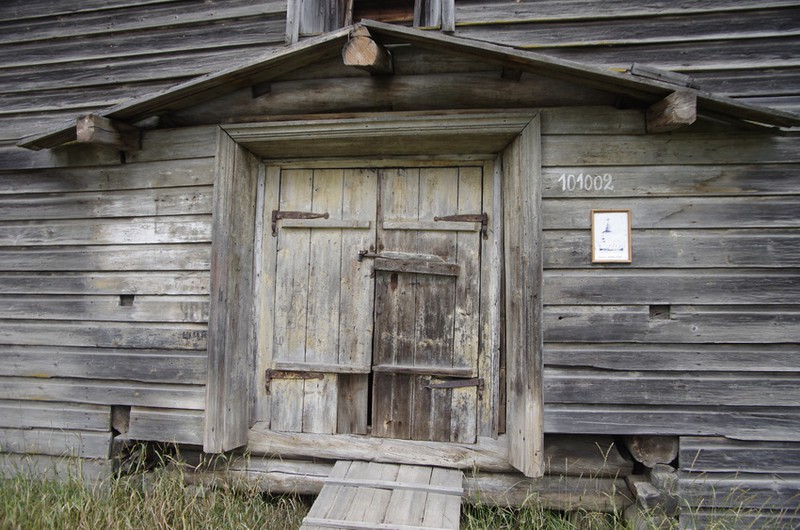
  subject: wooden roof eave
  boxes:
[17,20,800,151]
[17,28,353,151]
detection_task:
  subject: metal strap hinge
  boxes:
[271,210,329,236]
[434,212,489,239]
[265,369,324,394]
[426,377,485,398]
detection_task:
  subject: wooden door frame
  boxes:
[204,111,543,478]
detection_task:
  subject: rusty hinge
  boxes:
[434,212,489,239]
[426,377,485,398]
[271,210,329,236]
[265,369,324,394]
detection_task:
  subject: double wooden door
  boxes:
[264,163,485,444]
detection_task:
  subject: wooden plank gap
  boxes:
[323,477,463,496]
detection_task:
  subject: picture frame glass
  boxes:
[591,209,631,263]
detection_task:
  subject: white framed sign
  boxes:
[591,209,632,263]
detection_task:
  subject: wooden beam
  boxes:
[342,27,393,75]
[76,114,141,151]
[646,91,697,133]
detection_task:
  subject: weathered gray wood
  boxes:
[544,343,800,373]
[204,131,259,452]
[544,404,800,440]
[454,1,800,25]
[544,304,800,344]
[0,400,110,431]
[680,437,800,473]
[464,473,632,512]
[0,295,208,323]
[0,377,205,410]
[542,134,800,166]
[543,270,800,305]
[0,158,213,195]
[546,196,800,231]
[173,73,616,125]
[0,245,211,272]
[0,216,211,246]
[544,230,800,268]
[0,346,206,384]
[0,272,209,295]
[541,164,800,197]
[676,471,800,510]
[126,407,204,445]
[125,127,218,163]
[502,115,543,477]
[0,453,113,482]
[0,427,111,459]
[0,321,207,349]
[76,114,141,151]
[646,91,697,132]
[680,509,800,530]
[0,186,212,221]
[0,142,121,171]
[545,368,800,407]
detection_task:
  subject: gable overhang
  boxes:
[18,20,800,151]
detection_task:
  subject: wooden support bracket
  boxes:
[342,26,393,75]
[76,114,141,151]
[646,91,697,133]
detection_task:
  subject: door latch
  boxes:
[426,377,485,398]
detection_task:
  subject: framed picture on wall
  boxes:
[591,209,632,263]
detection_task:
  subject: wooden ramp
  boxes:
[301,460,463,529]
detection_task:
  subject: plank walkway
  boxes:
[301,460,463,529]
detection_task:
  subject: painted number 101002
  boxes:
[557,173,614,192]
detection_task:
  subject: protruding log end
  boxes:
[342,26,393,75]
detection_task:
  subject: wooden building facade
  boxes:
[1,2,800,528]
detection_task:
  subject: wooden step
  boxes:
[301,460,463,530]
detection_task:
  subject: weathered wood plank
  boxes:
[76,114,141,151]
[172,73,616,125]
[543,270,800,305]
[0,216,211,246]
[543,134,800,166]
[542,164,800,197]
[0,245,211,272]
[545,368,800,407]
[677,472,800,510]
[0,346,206,384]
[544,343,800,372]
[544,229,800,268]
[544,305,800,344]
[680,508,800,529]
[503,115,544,477]
[0,400,110,431]
[0,142,121,171]
[464,473,631,512]
[543,196,800,229]
[0,427,111,459]
[544,404,800,440]
[0,320,207,350]
[681,437,800,474]
[0,0,285,42]
[0,295,208,323]
[125,127,218,163]
[204,132,259,452]
[454,1,800,25]
[0,272,209,295]
[0,158,213,195]
[0,377,205,410]
[0,186,212,221]
[126,407,204,445]
[0,453,112,482]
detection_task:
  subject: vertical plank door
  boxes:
[372,166,483,443]
[269,168,377,434]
